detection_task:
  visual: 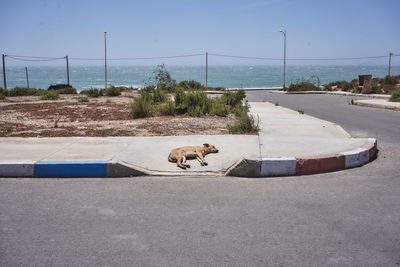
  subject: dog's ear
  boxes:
[203,143,210,147]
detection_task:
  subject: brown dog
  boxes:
[168,143,219,169]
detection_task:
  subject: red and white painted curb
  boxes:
[259,138,377,177]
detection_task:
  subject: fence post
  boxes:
[2,54,6,90]
[66,56,70,85]
[25,67,29,88]
[388,52,392,77]
[206,52,208,90]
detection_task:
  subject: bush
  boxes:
[80,88,100,97]
[0,87,8,96]
[103,86,121,96]
[77,96,89,102]
[389,88,400,102]
[8,87,43,96]
[287,81,319,92]
[152,89,167,104]
[159,100,176,116]
[228,111,259,134]
[209,99,228,116]
[222,90,246,107]
[177,80,203,90]
[383,75,398,85]
[184,90,210,117]
[0,93,5,100]
[56,87,77,94]
[41,90,59,100]
[370,82,382,94]
[174,86,186,113]
[131,93,153,118]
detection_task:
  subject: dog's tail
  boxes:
[168,154,176,162]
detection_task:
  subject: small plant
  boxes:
[103,86,121,96]
[41,90,59,100]
[9,87,44,96]
[349,99,355,105]
[55,87,77,94]
[287,81,319,92]
[80,88,100,97]
[228,111,259,134]
[222,90,246,108]
[185,90,210,117]
[131,94,153,118]
[78,96,89,102]
[297,109,304,114]
[159,100,176,116]
[209,98,228,116]
[0,93,5,100]
[152,89,167,104]
[106,99,112,103]
[274,101,279,106]
[389,88,400,102]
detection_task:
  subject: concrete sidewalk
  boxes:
[0,102,377,177]
[355,99,400,111]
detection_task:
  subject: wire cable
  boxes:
[209,53,392,61]
[70,53,205,60]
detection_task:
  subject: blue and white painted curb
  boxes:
[0,139,377,178]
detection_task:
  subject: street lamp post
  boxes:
[279,29,287,89]
[104,31,107,90]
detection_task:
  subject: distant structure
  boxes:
[359,74,372,94]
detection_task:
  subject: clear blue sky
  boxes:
[1,0,399,66]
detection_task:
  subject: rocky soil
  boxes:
[0,94,235,137]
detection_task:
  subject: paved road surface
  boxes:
[1,92,399,266]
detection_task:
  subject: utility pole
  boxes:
[388,52,392,77]
[66,56,70,85]
[279,29,287,89]
[2,54,6,90]
[104,31,107,90]
[25,67,29,88]
[206,52,208,90]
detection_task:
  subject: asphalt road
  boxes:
[1,92,399,266]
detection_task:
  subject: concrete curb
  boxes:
[226,138,377,177]
[269,90,391,99]
[0,139,377,178]
[354,101,400,111]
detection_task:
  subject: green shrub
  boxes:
[78,96,89,102]
[8,87,43,96]
[389,88,400,102]
[174,86,186,113]
[159,100,176,116]
[297,109,304,114]
[54,87,77,94]
[131,94,153,118]
[177,80,203,90]
[153,89,167,104]
[370,82,382,94]
[207,86,226,91]
[41,90,59,100]
[210,98,228,116]
[185,90,210,116]
[0,87,8,96]
[222,90,246,107]
[287,81,319,92]
[80,88,100,97]
[384,75,398,85]
[103,86,121,96]
[0,93,5,100]
[228,111,259,134]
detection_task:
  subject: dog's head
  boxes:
[203,143,219,154]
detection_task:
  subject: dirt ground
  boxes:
[0,93,236,137]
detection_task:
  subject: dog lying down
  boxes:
[168,143,219,169]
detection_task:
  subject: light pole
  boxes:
[104,31,107,90]
[279,29,286,89]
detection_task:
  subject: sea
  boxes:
[3,65,399,91]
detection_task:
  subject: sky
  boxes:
[1,0,399,66]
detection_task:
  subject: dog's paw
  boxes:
[203,162,208,166]
[186,165,191,168]
[179,166,186,170]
